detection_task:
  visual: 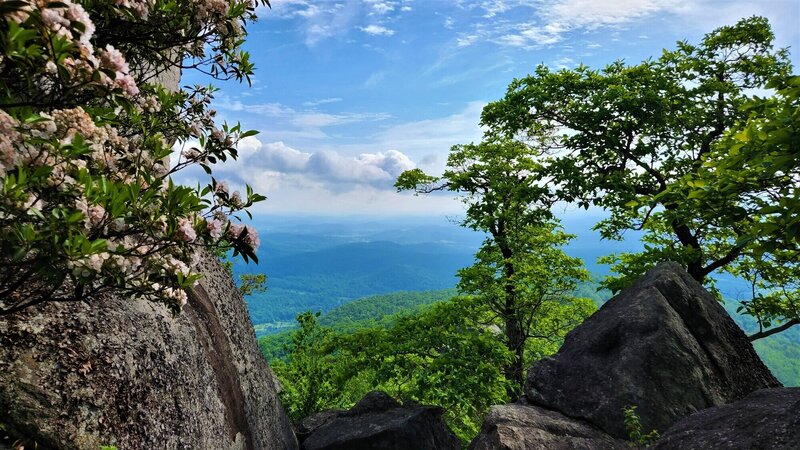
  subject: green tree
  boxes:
[271,311,345,421]
[682,75,800,339]
[238,273,267,296]
[396,139,593,393]
[267,290,595,442]
[338,297,512,442]
[481,16,797,339]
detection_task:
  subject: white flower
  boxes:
[242,225,260,251]
[215,181,229,195]
[230,191,243,208]
[175,218,197,243]
[206,219,224,239]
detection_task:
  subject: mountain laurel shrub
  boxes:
[0,0,269,314]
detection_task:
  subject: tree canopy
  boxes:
[397,139,594,392]
[480,16,798,339]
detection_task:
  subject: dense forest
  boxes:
[260,285,799,442]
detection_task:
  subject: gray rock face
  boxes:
[653,388,800,450]
[300,391,461,450]
[525,262,780,439]
[0,252,298,450]
[468,401,629,450]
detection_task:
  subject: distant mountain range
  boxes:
[237,215,798,386]
[238,236,476,328]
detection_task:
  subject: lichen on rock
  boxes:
[0,251,297,450]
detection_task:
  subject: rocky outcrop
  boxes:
[0,252,298,450]
[524,262,780,439]
[468,400,629,450]
[299,391,461,450]
[653,388,800,450]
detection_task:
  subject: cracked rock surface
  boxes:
[653,387,800,450]
[0,252,297,450]
[468,399,629,450]
[524,262,780,439]
[299,391,461,450]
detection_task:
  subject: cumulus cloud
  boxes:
[308,150,412,185]
[214,137,416,192]
[364,0,397,15]
[361,24,396,36]
[172,102,486,215]
[258,141,312,172]
[220,142,448,215]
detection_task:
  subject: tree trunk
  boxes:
[496,227,526,399]
[503,314,526,399]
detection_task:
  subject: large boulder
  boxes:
[299,391,461,450]
[0,252,298,450]
[653,388,800,450]
[525,262,780,439]
[468,400,629,450]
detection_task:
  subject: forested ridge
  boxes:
[260,283,799,400]
[241,240,472,326]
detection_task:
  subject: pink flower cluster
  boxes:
[230,223,260,251]
[98,45,139,96]
[10,107,144,189]
[114,0,154,18]
[176,218,197,243]
[195,0,230,20]
[9,1,140,97]
[1,0,266,311]
[0,111,20,177]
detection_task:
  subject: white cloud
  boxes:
[455,0,699,49]
[273,1,359,46]
[227,143,454,215]
[495,22,566,48]
[258,0,413,46]
[361,24,396,36]
[216,98,295,116]
[364,71,386,87]
[307,150,413,185]
[545,0,692,29]
[258,141,312,172]
[456,34,479,47]
[174,102,485,215]
[303,97,344,107]
[292,111,392,128]
[364,0,397,15]
[214,137,416,192]
[435,60,511,86]
[371,101,485,174]
[552,56,576,69]
[256,0,313,19]
[213,96,391,139]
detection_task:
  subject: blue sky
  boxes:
[179,0,800,216]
